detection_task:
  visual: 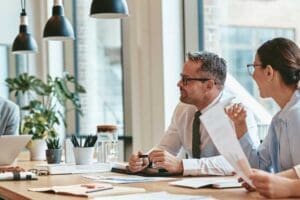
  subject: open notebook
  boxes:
[169,177,241,189]
[28,183,146,198]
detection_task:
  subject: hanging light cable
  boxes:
[12,0,38,54]
[43,0,75,41]
[90,0,129,19]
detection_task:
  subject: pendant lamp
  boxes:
[43,0,75,41]
[90,0,129,19]
[12,0,38,54]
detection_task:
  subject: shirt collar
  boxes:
[200,92,223,114]
[277,89,300,119]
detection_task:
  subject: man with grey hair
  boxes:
[128,51,259,176]
[0,97,20,135]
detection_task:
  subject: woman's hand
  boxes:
[225,103,248,139]
[250,169,296,198]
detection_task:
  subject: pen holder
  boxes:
[73,147,94,165]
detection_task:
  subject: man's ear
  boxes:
[265,65,274,81]
[206,79,215,90]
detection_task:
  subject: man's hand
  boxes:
[225,103,248,139]
[128,151,149,173]
[148,149,183,174]
[0,166,24,173]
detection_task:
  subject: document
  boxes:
[29,183,146,198]
[82,174,175,184]
[200,102,253,186]
[94,191,215,200]
[169,177,241,189]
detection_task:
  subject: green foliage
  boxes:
[6,72,86,139]
[46,137,61,149]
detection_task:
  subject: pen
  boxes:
[85,186,113,193]
[138,154,148,158]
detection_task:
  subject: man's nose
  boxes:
[177,79,182,87]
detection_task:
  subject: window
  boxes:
[220,26,294,114]
[0,44,9,98]
[199,0,300,118]
[73,0,124,136]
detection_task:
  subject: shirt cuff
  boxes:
[182,159,201,176]
[294,165,300,178]
[239,132,253,148]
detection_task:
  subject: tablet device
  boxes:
[0,135,32,166]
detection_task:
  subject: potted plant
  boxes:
[6,72,86,160]
[71,135,97,165]
[46,137,62,164]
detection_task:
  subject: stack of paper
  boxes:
[82,175,175,184]
[93,191,214,200]
[35,163,112,174]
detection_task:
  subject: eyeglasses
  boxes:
[28,168,49,176]
[180,75,211,86]
[246,64,262,76]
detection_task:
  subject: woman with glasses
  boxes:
[227,37,300,198]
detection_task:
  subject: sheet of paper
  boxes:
[169,177,241,189]
[93,191,215,200]
[200,102,253,186]
[82,175,175,184]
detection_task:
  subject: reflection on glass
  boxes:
[203,0,299,118]
[74,0,124,136]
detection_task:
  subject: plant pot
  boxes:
[46,149,62,164]
[73,147,95,165]
[28,139,47,161]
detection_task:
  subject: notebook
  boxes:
[169,177,242,189]
[111,162,174,177]
[0,135,32,166]
[29,183,146,198]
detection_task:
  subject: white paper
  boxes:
[82,175,175,184]
[200,102,253,187]
[93,191,214,200]
[169,177,241,189]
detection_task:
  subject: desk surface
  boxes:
[0,154,263,200]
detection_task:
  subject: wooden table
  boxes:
[0,154,265,200]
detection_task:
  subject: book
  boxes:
[169,177,242,189]
[28,183,146,197]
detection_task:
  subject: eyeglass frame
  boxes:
[180,74,212,86]
[246,64,263,76]
[28,168,49,176]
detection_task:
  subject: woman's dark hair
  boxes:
[257,37,300,85]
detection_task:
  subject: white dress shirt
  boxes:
[156,90,259,176]
[294,165,300,178]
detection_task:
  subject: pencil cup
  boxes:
[73,147,94,165]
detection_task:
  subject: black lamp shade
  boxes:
[12,25,38,54]
[90,0,129,19]
[43,5,75,41]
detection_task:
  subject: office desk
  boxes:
[0,155,263,200]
